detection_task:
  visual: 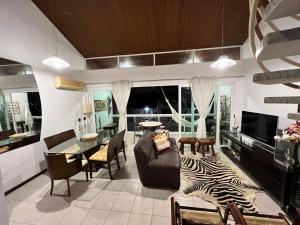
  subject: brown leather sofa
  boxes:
[134,132,181,189]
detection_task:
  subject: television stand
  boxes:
[221,131,295,211]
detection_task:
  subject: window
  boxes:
[127,86,178,114]
[125,86,178,131]
[93,90,115,138]
[219,85,232,144]
[181,87,217,138]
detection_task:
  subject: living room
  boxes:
[0,1,300,225]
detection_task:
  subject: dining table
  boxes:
[48,136,109,156]
[139,121,162,131]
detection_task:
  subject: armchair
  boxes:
[44,153,86,196]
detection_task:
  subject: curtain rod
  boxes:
[85,75,245,85]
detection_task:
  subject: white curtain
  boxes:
[188,77,217,138]
[111,80,132,132]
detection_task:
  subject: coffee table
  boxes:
[178,137,198,155]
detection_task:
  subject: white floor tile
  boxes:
[152,199,171,217]
[151,216,171,225]
[104,211,130,225]
[112,195,135,212]
[132,197,154,215]
[81,209,109,225]
[58,207,89,225]
[92,193,118,211]
[128,213,152,225]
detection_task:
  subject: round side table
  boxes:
[178,137,198,155]
[197,138,216,156]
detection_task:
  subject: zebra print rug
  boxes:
[181,156,262,213]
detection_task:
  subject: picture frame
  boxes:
[94,100,101,112]
[99,100,108,111]
[12,102,19,108]
[94,100,108,112]
[13,106,20,114]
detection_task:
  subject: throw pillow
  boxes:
[153,133,170,152]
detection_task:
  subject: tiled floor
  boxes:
[5,144,282,225]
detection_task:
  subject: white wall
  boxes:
[0,169,9,225]
[33,69,84,138]
[243,75,299,129]
[0,141,46,192]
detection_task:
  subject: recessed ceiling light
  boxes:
[42,56,70,70]
[210,55,236,69]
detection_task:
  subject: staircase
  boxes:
[250,0,300,121]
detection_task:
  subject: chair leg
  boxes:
[85,165,89,182]
[50,179,54,195]
[123,148,127,161]
[66,179,71,196]
[116,154,121,170]
[108,162,113,180]
[89,162,93,179]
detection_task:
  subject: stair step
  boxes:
[288,113,300,120]
[264,96,300,104]
[256,27,300,61]
[253,68,300,85]
[261,0,300,21]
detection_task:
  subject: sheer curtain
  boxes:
[188,77,217,138]
[111,80,132,132]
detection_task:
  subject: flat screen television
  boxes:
[241,111,278,148]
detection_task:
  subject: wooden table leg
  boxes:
[201,144,205,156]
[211,144,216,156]
[180,143,184,154]
[191,144,196,155]
[197,143,201,152]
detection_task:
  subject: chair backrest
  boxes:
[134,132,156,165]
[44,129,76,150]
[0,129,15,141]
[107,134,119,161]
[44,153,69,180]
[116,129,126,151]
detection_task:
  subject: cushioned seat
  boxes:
[181,209,223,225]
[0,146,9,153]
[244,216,288,225]
[89,145,108,161]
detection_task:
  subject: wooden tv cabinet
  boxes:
[221,131,295,210]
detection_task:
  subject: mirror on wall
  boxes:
[0,57,42,154]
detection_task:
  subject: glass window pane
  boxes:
[194,47,240,63]
[93,90,114,132]
[119,55,153,68]
[155,52,193,65]
[127,86,178,114]
[160,117,178,132]
[181,87,192,114]
[219,85,232,144]
[86,58,118,69]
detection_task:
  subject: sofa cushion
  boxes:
[147,150,180,170]
[134,132,156,164]
[153,133,170,152]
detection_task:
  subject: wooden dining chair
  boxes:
[224,202,293,225]
[44,129,89,188]
[44,153,88,196]
[0,129,15,141]
[171,197,225,225]
[116,129,126,162]
[87,133,120,180]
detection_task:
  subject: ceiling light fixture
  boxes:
[42,1,70,70]
[210,0,236,69]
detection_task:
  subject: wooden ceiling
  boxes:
[33,0,250,58]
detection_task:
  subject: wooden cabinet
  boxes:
[221,131,294,209]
